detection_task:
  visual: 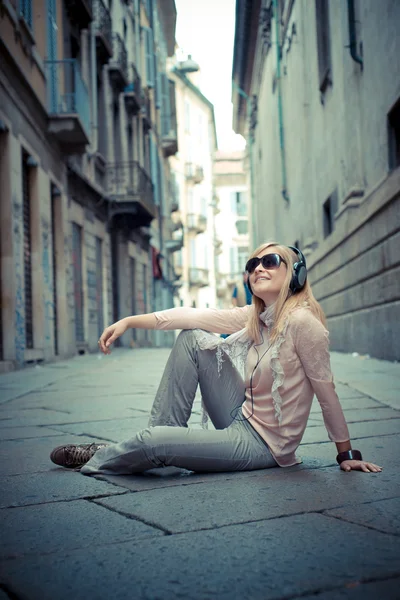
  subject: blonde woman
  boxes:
[50,243,382,475]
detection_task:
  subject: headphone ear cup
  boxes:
[290,262,307,292]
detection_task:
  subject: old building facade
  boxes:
[169,60,218,309]
[214,150,250,308]
[0,0,179,371]
[232,0,400,360]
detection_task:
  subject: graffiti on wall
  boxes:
[12,198,25,365]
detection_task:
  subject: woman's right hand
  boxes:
[98,319,129,354]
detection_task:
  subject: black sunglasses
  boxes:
[245,253,287,274]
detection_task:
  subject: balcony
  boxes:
[214,237,223,255]
[124,64,142,115]
[106,161,156,228]
[94,0,113,62]
[109,34,128,89]
[189,267,209,288]
[162,129,178,158]
[187,213,207,234]
[165,228,183,253]
[171,216,183,231]
[185,163,204,184]
[45,60,90,153]
[66,0,93,29]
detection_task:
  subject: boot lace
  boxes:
[65,443,105,467]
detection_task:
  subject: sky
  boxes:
[174,0,245,151]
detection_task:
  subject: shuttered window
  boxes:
[72,223,84,343]
[22,151,33,349]
[143,27,154,87]
[50,185,58,355]
[161,73,171,136]
[95,237,104,339]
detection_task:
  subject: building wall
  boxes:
[170,67,218,309]
[0,0,179,371]
[214,151,250,308]
[233,0,400,360]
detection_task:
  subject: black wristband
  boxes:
[336,449,362,465]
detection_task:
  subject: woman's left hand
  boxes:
[340,460,382,473]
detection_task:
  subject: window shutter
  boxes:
[150,137,159,205]
[144,27,154,87]
[161,73,171,136]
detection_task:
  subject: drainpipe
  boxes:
[232,81,257,247]
[272,0,289,203]
[347,0,363,69]
[90,22,98,151]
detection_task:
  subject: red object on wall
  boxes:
[152,247,163,279]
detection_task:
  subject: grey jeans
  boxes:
[81,330,277,476]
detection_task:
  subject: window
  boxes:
[315,0,332,92]
[388,97,400,170]
[143,27,154,87]
[19,0,33,29]
[238,247,249,273]
[22,150,34,349]
[236,221,248,236]
[322,189,338,238]
[160,73,171,136]
[230,191,247,216]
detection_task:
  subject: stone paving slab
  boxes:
[0,407,138,428]
[298,434,400,468]
[0,435,112,476]
[309,396,383,413]
[0,513,399,600]
[1,469,126,508]
[307,407,400,424]
[302,419,400,444]
[299,578,400,600]
[325,497,400,536]
[93,433,400,493]
[3,392,156,411]
[0,426,68,441]
[0,499,164,560]
[48,416,151,438]
[94,466,397,533]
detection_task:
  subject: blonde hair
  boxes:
[246,242,326,344]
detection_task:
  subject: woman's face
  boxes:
[248,247,288,305]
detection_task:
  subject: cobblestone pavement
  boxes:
[0,347,399,599]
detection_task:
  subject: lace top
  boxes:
[154,305,350,467]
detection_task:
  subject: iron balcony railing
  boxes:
[111,33,128,82]
[45,59,90,135]
[94,0,112,53]
[106,161,154,214]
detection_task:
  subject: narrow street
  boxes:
[0,347,399,599]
